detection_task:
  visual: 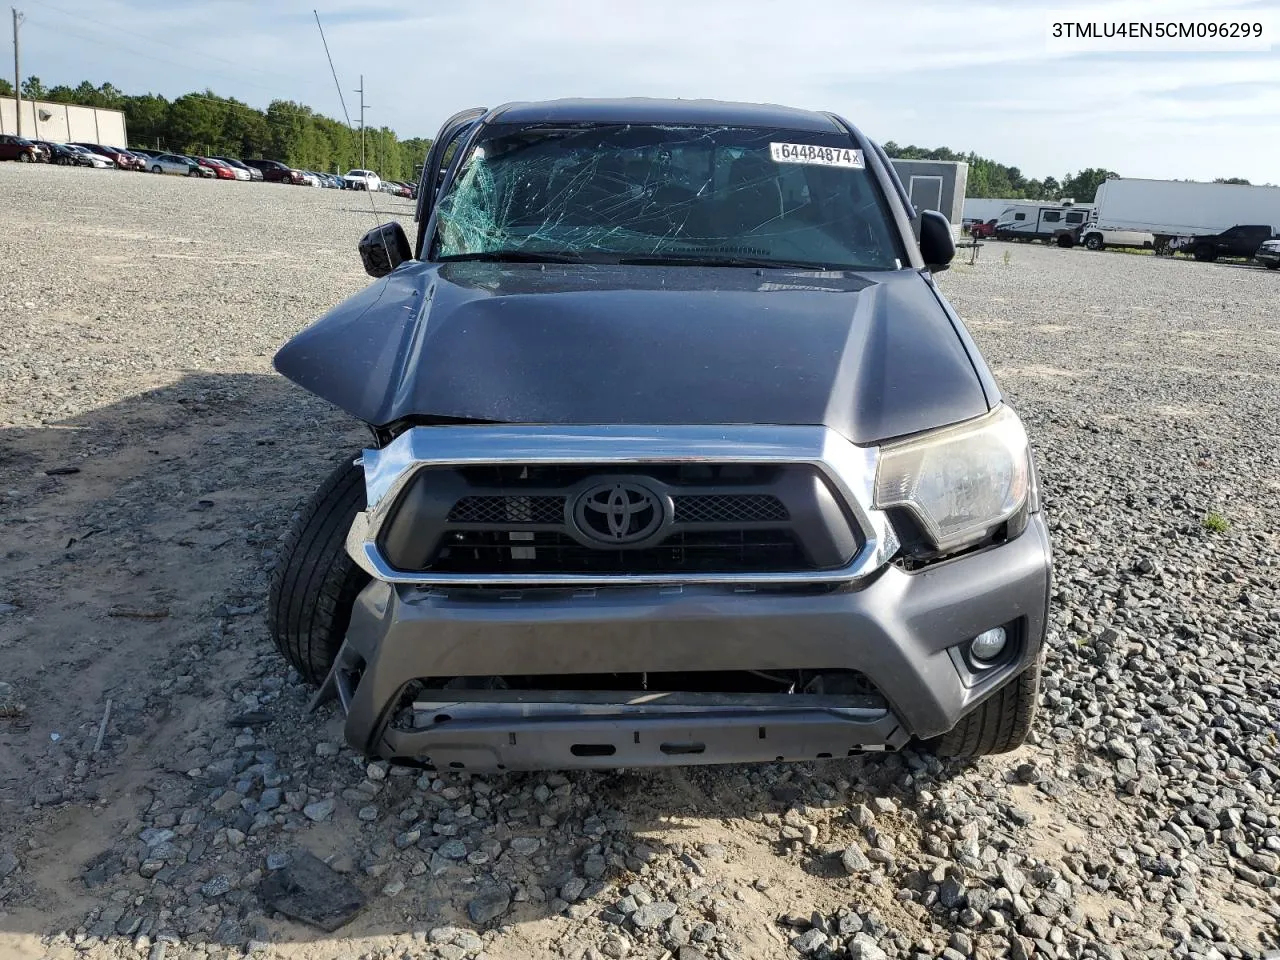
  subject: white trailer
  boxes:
[992,201,1090,244]
[1090,178,1280,244]
[962,197,1022,224]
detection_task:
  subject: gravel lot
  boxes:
[1,162,1278,960]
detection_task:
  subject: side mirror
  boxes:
[919,210,956,272]
[358,221,412,278]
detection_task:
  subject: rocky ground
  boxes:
[1,162,1278,960]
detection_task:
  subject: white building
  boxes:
[1,95,128,146]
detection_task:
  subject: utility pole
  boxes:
[12,7,23,136]
[354,74,367,170]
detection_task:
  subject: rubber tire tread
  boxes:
[268,456,370,685]
[931,660,1041,757]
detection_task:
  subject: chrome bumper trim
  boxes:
[346,424,898,587]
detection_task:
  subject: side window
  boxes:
[1066,211,1084,224]
[1014,212,1026,221]
[1043,211,1061,222]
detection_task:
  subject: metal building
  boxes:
[890,158,969,228]
[1,96,128,147]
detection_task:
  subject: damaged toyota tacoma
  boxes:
[269,98,1052,771]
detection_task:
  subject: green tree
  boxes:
[1214,177,1250,185]
[21,75,46,99]
[1060,168,1117,202]
[0,77,12,97]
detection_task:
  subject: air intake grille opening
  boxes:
[448,495,565,524]
[672,494,788,523]
[433,529,809,574]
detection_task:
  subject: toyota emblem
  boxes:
[573,480,664,545]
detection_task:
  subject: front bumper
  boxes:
[322,513,1051,770]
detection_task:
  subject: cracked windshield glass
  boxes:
[432,124,904,270]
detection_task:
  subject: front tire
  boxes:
[152,164,163,174]
[18,152,32,163]
[1084,233,1104,251]
[929,660,1041,757]
[1193,245,1217,262]
[268,457,371,685]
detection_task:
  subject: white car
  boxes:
[148,153,197,176]
[67,145,114,169]
[1078,221,1155,251]
[344,169,381,191]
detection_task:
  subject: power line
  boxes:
[25,0,304,87]
[313,10,351,129]
[24,16,295,95]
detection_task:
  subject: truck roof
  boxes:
[490,97,846,133]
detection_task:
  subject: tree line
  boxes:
[884,141,1123,203]
[0,76,431,181]
[3,76,1255,194]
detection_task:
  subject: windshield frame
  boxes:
[422,116,917,272]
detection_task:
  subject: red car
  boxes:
[197,157,236,180]
[968,218,997,239]
[0,134,51,162]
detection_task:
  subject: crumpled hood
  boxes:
[273,260,993,445]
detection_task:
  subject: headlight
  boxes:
[874,405,1030,553]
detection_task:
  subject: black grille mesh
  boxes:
[447,495,565,524]
[672,494,789,524]
[433,530,807,575]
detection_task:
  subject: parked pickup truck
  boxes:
[1078,222,1154,251]
[1184,224,1277,262]
[268,97,1052,772]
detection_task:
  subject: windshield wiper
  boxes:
[439,250,605,264]
[616,254,836,270]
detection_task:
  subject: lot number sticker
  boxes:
[770,143,864,169]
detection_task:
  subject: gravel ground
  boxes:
[1,162,1279,960]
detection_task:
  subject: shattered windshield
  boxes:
[431,123,904,270]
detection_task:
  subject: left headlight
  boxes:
[873,405,1031,554]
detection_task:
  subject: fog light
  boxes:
[970,626,1007,661]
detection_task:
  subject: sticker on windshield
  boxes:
[770,143,864,168]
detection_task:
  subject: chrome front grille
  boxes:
[346,425,898,587]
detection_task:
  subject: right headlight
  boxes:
[874,405,1031,554]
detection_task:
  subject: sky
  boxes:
[11,0,1280,184]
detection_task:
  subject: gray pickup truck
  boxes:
[269,98,1052,772]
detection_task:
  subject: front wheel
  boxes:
[1084,234,1104,251]
[152,165,163,174]
[268,457,370,685]
[18,152,32,163]
[928,660,1041,757]
[1193,246,1217,262]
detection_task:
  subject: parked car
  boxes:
[1183,224,1277,262]
[145,153,196,175]
[65,144,115,168]
[1255,238,1280,270]
[70,143,133,169]
[197,157,240,181]
[343,168,381,191]
[268,97,1051,771]
[1078,222,1155,251]
[33,140,85,165]
[244,158,306,184]
[211,157,262,181]
[104,146,147,171]
[129,148,160,160]
[968,219,997,239]
[298,170,322,187]
[0,134,50,162]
